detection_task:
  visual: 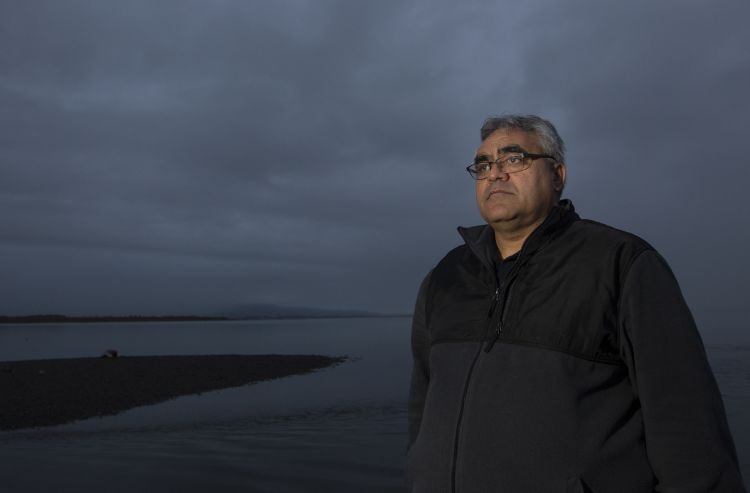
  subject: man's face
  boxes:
[474,129,566,229]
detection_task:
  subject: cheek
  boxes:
[475,183,487,203]
[526,173,550,193]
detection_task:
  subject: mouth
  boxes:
[487,189,513,199]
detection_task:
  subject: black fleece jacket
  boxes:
[407,200,745,493]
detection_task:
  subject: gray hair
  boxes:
[480,114,566,163]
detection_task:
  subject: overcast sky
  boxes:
[1,0,748,340]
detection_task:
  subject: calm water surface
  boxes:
[0,318,747,491]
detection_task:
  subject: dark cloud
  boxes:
[1,0,749,340]
[504,0,750,341]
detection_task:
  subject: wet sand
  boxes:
[0,354,345,431]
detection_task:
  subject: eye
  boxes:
[506,155,522,165]
[474,162,490,172]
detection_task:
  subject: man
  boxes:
[406,114,745,492]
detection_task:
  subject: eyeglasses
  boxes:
[466,152,555,180]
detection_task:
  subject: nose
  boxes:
[487,161,510,181]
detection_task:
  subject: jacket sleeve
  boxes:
[618,249,746,492]
[407,271,432,452]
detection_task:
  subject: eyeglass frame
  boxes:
[465,151,556,180]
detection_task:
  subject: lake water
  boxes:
[0,318,747,491]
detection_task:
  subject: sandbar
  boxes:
[0,354,344,431]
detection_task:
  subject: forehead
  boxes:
[475,129,541,157]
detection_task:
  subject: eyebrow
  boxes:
[474,145,527,163]
[474,153,491,164]
[499,145,526,153]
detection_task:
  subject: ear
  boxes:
[551,162,566,192]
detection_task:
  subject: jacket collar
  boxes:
[458,199,579,271]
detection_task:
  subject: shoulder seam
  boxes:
[577,219,651,243]
[621,245,655,285]
[430,338,625,366]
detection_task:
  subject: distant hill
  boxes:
[0,315,228,324]
[0,305,407,324]
[217,303,391,320]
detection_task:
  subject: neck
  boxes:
[492,221,541,259]
[491,207,555,259]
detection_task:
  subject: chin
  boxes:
[480,206,516,222]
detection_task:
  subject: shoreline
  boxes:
[0,354,345,431]
[0,314,410,324]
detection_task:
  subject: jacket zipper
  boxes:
[486,287,500,318]
[482,235,556,353]
[450,341,484,493]
[449,210,567,491]
[451,286,503,492]
[484,284,514,352]
[484,287,502,352]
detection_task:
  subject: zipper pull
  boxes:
[484,320,502,352]
[487,288,500,317]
